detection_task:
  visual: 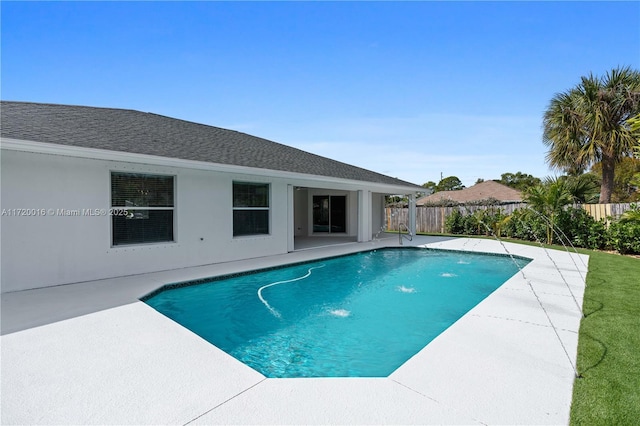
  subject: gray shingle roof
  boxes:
[1,101,421,188]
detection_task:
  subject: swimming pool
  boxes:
[144,248,530,378]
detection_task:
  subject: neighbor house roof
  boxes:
[1,101,421,189]
[417,180,523,205]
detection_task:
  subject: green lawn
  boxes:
[570,250,640,425]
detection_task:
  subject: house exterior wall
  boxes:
[1,150,294,292]
[2,143,420,292]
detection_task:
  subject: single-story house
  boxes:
[416,180,522,205]
[1,101,422,292]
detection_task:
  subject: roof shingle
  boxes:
[417,180,522,204]
[1,101,421,188]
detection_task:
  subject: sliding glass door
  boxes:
[312,195,346,233]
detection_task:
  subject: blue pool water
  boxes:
[144,248,530,378]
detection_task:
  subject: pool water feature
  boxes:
[144,248,530,378]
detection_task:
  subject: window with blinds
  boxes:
[111,172,175,246]
[233,182,270,236]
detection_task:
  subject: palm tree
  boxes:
[620,203,640,223]
[543,67,640,203]
[629,113,640,158]
[524,178,574,244]
[561,174,600,203]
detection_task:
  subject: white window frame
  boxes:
[110,171,176,246]
[232,181,270,237]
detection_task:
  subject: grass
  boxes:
[570,249,640,425]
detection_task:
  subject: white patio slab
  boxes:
[389,315,576,425]
[191,378,482,425]
[1,236,589,425]
[1,302,265,425]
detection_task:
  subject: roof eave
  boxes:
[1,138,421,194]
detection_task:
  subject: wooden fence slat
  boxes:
[385,203,633,234]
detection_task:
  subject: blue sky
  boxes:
[2,1,639,187]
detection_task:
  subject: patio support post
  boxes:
[357,189,372,242]
[287,184,294,252]
[408,193,416,236]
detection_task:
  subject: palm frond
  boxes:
[543,67,640,202]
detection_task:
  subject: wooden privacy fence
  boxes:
[385,203,633,234]
[580,203,632,222]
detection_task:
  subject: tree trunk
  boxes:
[599,154,616,203]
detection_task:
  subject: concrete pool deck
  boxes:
[1,236,588,425]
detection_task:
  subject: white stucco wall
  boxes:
[0,150,291,292]
[1,144,419,292]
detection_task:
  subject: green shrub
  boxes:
[477,208,507,236]
[445,204,640,255]
[587,220,609,250]
[556,207,609,250]
[445,207,508,236]
[462,213,480,235]
[444,209,465,234]
[609,220,640,254]
[501,209,547,242]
